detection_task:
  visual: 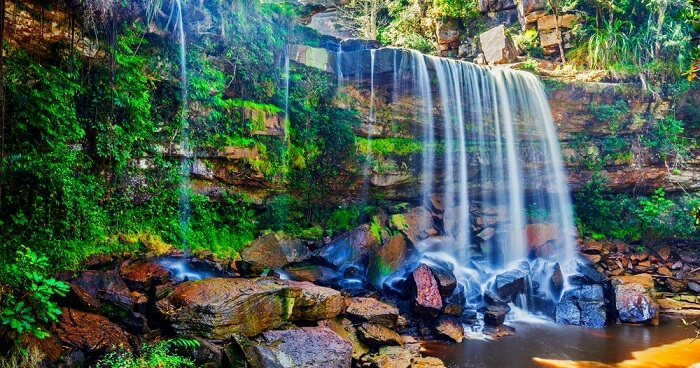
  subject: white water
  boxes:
[376,50,578,312]
[175,0,190,246]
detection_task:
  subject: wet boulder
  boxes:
[71,270,133,318]
[611,274,659,325]
[576,261,608,284]
[318,318,370,360]
[363,345,413,368]
[316,223,380,270]
[495,269,527,299]
[428,263,458,299]
[287,280,344,321]
[390,207,435,245]
[240,232,312,270]
[434,315,464,342]
[252,327,353,368]
[555,285,607,328]
[367,234,408,287]
[346,297,400,328]
[119,259,171,293]
[482,305,508,326]
[407,264,443,315]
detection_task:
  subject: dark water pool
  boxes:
[423,316,700,368]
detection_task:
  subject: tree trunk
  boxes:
[554,18,567,64]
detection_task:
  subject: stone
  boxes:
[665,278,687,293]
[526,223,559,250]
[72,270,130,297]
[287,280,344,321]
[443,303,465,316]
[81,253,114,270]
[476,227,496,242]
[555,285,607,328]
[391,207,435,245]
[428,263,458,298]
[156,278,341,339]
[537,13,576,31]
[318,318,370,360]
[358,323,404,348]
[518,0,546,16]
[436,18,460,45]
[412,356,448,368]
[346,297,400,328]
[316,223,380,269]
[479,25,519,65]
[241,232,312,270]
[612,274,659,325]
[63,283,102,313]
[576,261,608,284]
[365,345,412,368]
[495,269,527,299]
[657,246,672,261]
[657,266,673,277]
[578,239,604,253]
[483,305,508,326]
[581,253,602,264]
[551,262,564,295]
[407,264,443,314]
[483,324,516,338]
[689,282,700,294]
[191,159,214,180]
[119,259,171,293]
[253,327,353,368]
[434,315,464,342]
[367,234,408,287]
[56,308,131,354]
[478,0,517,12]
[190,337,224,367]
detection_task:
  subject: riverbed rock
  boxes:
[119,259,171,293]
[240,232,312,270]
[412,356,448,368]
[434,315,464,342]
[357,323,404,348]
[391,207,435,245]
[318,318,370,360]
[367,234,408,287]
[479,25,519,65]
[346,297,400,328]
[253,327,352,368]
[156,277,341,339]
[495,269,527,299]
[428,263,458,299]
[316,223,380,270]
[483,324,516,338]
[56,308,132,354]
[611,274,659,325]
[555,284,607,328]
[483,305,508,326]
[363,345,413,368]
[407,264,443,315]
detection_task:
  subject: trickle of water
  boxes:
[175,0,190,247]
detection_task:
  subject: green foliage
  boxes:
[429,0,479,19]
[325,206,362,236]
[642,115,698,170]
[1,247,69,343]
[95,339,199,368]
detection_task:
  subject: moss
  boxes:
[370,216,383,244]
[390,214,408,231]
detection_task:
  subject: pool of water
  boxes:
[423,316,700,368]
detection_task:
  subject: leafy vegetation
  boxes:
[95,338,200,368]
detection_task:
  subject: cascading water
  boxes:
[339,48,579,315]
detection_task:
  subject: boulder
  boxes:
[390,207,435,245]
[119,259,170,293]
[555,285,607,328]
[318,318,370,360]
[483,324,516,338]
[367,234,408,287]
[316,223,380,270]
[240,232,312,270]
[428,263,458,299]
[525,223,559,250]
[253,327,353,368]
[478,0,517,12]
[479,25,519,65]
[495,269,527,299]
[63,283,102,313]
[55,308,131,354]
[156,278,341,339]
[357,323,403,348]
[551,262,564,295]
[287,280,344,321]
[434,315,464,342]
[407,264,443,314]
[483,305,508,326]
[364,345,413,368]
[72,270,130,297]
[81,253,115,270]
[537,13,576,31]
[346,297,400,328]
[412,356,448,368]
[436,18,460,45]
[576,261,608,284]
[611,274,659,325]
[518,0,545,16]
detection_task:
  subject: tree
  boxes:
[681,0,700,80]
[339,0,389,40]
[545,0,578,63]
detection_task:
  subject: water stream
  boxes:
[175,0,190,246]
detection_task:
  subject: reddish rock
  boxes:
[665,278,687,293]
[578,239,604,253]
[657,266,673,277]
[407,264,443,314]
[615,240,630,253]
[286,280,344,321]
[657,246,672,261]
[72,270,130,296]
[346,297,400,328]
[483,324,516,338]
[526,223,559,250]
[64,283,102,313]
[581,253,602,264]
[81,253,114,270]
[392,207,435,245]
[428,264,458,298]
[56,308,131,354]
[120,260,170,293]
[483,305,508,326]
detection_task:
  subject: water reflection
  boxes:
[425,317,699,368]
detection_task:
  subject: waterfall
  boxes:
[175,0,190,246]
